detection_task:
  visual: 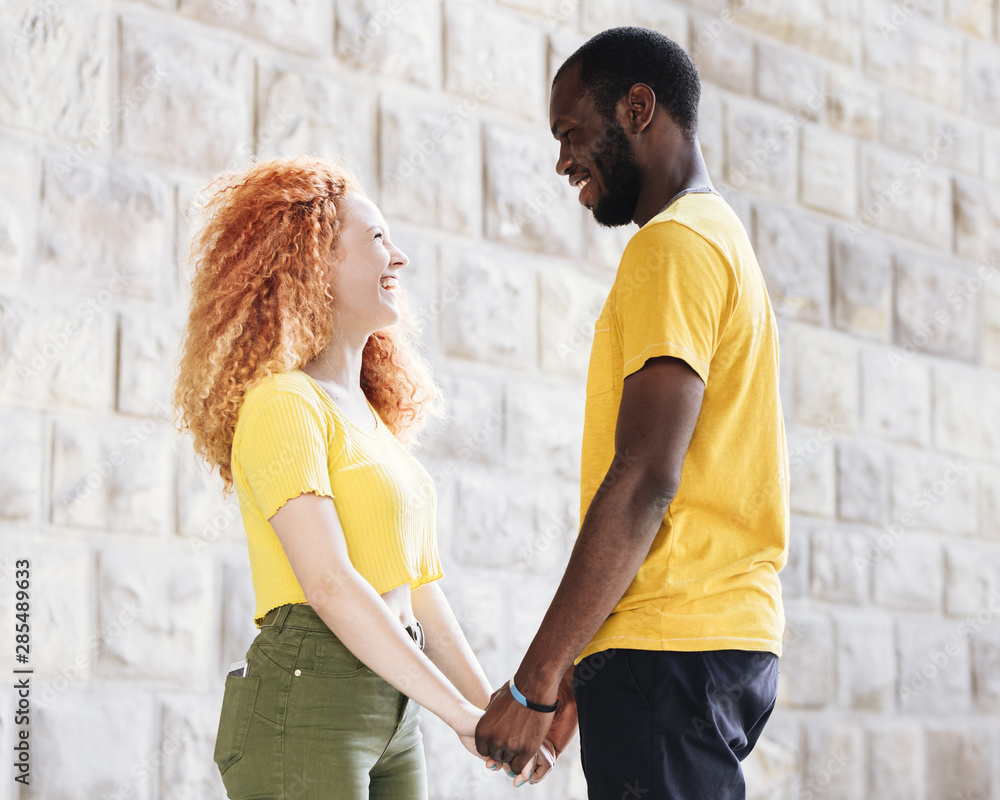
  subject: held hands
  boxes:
[475,670,578,787]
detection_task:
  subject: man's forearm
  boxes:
[513,468,673,702]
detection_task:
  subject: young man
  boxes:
[476,27,789,798]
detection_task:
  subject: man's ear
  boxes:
[624,83,656,134]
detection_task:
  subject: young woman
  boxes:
[172,157,546,798]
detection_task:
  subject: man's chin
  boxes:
[592,205,635,228]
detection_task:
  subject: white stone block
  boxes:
[800,722,865,800]
[0,0,110,142]
[827,68,881,140]
[863,3,963,109]
[255,61,377,187]
[732,0,861,64]
[853,145,952,250]
[504,377,585,481]
[753,207,829,324]
[28,688,155,800]
[337,0,441,88]
[867,725,923,800]
[220,559,257,673]
[484,124,583,258]
[420,373,505,465]
[791,326,857,434]
[893,250,978,362]
[175,442,245,546]
[37,161,170,301]
[583,0,687,44]
[379,94,481,237]
[787,428,836,517]
[0,295,116,410]
[897,618,971,713]
[0,541,93,696]
[836,614,895,710]
[97,546,213,684]
[0,408,42,521]
[160,694,227,800]
[444,1,546,119]
[965,39,1000,124]
[837,441,888,525]
[439,247,536,369]
[810,524,870,604]
[933,362,1000,461]
[756,43,825,121]
[777,608,833,708]
[881,91,931,154]
[51,418,173,533]
[451,466,575,575]
[944,546,1000,617]
[118,312,181,419]
[179,0,332,55]
[119,19,253,173]
[800,125,857,220]
[890,449,976,536]
[954,175,1000,262]
[831,231,891,341]
[690,12,754,94]
[872,531,942,613]
[726,99,798,202]
[0,141,37,282]
[860,345,931,446]
[971,625,1000,711]
[981,465,1000,540]
[924,727,994,799]
[538,267,608,379]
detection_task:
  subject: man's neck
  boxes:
[632,137,714,227]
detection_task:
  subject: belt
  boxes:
[260,605,424,650]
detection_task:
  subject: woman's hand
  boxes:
[449,701,487,760]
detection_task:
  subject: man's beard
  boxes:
[590,119,643,228]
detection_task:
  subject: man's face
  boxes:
[549,64,643,228]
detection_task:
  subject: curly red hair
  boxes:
[173,156,438,494]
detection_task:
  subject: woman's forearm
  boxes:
[308,571,476,729]
[412,582,493,709]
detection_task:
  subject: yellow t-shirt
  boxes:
[231,370,443,626]
[577,191,788,663]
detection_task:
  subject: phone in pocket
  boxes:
[227,659,248,677]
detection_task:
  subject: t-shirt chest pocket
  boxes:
[586,317,616,398]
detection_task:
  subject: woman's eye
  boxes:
[373,231,384,240]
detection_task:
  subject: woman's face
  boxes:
[328,193,409,336]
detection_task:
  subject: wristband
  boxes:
[509,677,559,713]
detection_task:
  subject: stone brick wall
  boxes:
[0,0,998,798]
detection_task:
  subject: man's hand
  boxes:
[529,666,578,784]
[475,682,556,775]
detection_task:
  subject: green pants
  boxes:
[214,604,427,799]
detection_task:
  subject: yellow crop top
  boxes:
[230,369,443,626]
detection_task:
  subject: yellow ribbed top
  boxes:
[231,369,443,626]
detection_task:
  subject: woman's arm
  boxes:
[411,582,493,709]
[268,491,482,749]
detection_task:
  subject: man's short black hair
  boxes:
[554,26,701,141]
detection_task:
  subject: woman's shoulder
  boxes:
[236,370,327,433]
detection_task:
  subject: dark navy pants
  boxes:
[573,649,779,800]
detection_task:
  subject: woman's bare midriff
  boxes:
[381,583,417,630]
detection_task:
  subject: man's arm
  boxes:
[475,356,705,772]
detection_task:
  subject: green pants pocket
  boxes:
[214,675,261,775]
